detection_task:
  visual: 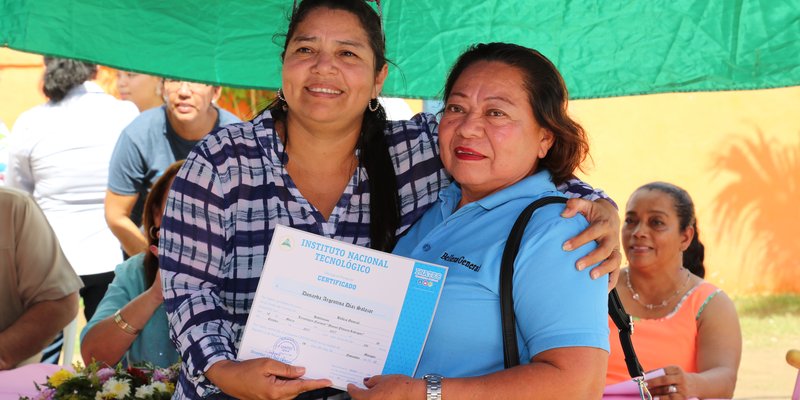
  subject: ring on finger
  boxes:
[668,384,677,394]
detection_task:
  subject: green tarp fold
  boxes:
[2,0,799,99]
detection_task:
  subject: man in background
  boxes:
[0,187,82,370]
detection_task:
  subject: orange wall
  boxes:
[570,87,800,294]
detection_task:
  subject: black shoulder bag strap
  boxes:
[500,196,645,379]
[609,284,645,378]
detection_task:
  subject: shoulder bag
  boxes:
[499,196,644,380]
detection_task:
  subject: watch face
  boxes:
[424,374,442,382]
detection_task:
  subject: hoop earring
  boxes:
[368,98,379,112]
[277,89,288,111]
[149,225,160,241]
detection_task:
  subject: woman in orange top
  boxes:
[607,182,741,398]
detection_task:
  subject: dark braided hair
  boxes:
[268,0,399,251]
[637,182,705,278]
[42,57,97,102]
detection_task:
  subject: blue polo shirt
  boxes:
[393,170,609,378]
[108,106,240,226]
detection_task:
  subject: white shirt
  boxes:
[6,82,139,276]
[0,119,8,185]
[379,97,415,121]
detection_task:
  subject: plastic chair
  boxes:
[788,349,800,400]
[61,318,78,366]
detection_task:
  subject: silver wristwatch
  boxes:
[423,373,443,400]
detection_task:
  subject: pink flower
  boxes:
[35,387,55,400]
[152,369,168,383]
[95,368,116,384]
[152,367,178,383]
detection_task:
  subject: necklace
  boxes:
[625,268,691,310]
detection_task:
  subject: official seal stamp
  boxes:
[271,337,300,363]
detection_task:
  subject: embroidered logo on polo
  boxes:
[440,252,481,272]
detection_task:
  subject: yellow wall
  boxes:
[0,49,46,129]
[570,87,800,294]
[0,49,119,129]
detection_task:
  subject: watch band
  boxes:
[113,309,141,335]
[423,374,443,400]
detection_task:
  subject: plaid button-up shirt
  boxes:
[161,110,609,398]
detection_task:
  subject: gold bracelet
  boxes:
[113,309,141,335]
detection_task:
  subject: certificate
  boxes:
[238,225,448,390]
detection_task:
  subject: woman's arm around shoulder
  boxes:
[558,178,622,288]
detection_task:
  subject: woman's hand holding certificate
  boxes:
[205,359,332,400]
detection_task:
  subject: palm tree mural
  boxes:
[711,131,800,293]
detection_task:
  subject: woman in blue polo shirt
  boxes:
[349,43,610,399]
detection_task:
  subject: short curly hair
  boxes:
[42,57,97,102]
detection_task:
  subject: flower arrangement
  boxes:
[21,361,180,400]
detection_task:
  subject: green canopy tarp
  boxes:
[2,0,799,99]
